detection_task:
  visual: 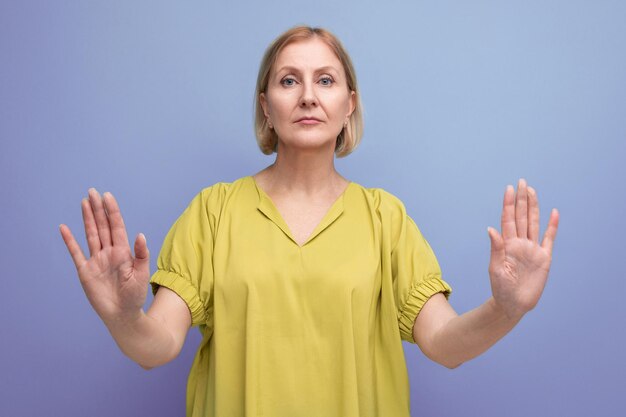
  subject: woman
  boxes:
[59,26,559,416]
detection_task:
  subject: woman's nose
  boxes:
[299,82,318,107]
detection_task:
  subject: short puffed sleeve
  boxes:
[149,183,228,327]
[379,190,452,344]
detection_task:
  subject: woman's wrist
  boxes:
[102,308,148,340]
[488,296,525,323]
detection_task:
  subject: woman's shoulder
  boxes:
[350,182,408,216]
[193,176,257,209]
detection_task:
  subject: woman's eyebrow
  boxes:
[274,65,341,76]
[314,66,340,75]
[274,66,299,76]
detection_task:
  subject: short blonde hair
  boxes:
[254,26,363,158]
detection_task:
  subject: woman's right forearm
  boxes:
[103,310,178,369]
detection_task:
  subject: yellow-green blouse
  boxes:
[150,176,452,417]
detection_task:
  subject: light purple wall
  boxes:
[1,1,624,415]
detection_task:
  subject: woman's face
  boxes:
[260,38,356,153]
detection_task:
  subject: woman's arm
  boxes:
[105,287,191,369]
[412,293,520,369]
[60,189,191,369]
[412,179,559,369]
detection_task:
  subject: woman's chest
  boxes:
[275,202,334,247]
[211,206,383,309]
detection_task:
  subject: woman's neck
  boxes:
[255,143,348,197]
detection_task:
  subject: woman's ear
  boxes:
[347,90,356,117]
[260,92,270,118]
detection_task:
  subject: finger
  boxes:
[59,224,86,269]
[88,188,112,248]
[133,233,150,279]
[501,185,517,240]
[515,178,528,239]
[488,226,505,272]
[81,197,101,256]
[541,208,560,254]
[102,192,129,249]
[528,186,540,243]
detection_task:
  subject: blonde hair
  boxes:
[254,26,363,158]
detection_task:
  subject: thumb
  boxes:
[133,233,150,276]
[487,227,505,269]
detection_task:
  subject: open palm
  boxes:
[60,189,150,322]
[487,180,559,320]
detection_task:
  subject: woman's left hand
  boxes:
[487,179,560,320]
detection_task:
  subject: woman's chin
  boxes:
[278,135,337,153]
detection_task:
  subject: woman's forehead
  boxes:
[273,38,343,74]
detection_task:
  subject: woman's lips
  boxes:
[296,118,322,125]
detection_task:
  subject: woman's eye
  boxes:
[281,78,296,86]
[319,77,334,86]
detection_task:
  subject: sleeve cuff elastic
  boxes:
[150,269,209,327]
[398,277,452,343]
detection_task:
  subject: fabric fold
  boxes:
[151,269,209,326]
[397,276,453,343]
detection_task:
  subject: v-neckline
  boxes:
[249,176,352,248]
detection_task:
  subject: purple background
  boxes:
[2,1,625,416]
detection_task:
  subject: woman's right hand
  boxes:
[60,189,150,325]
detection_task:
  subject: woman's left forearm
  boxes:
[428,296,523,369]
[414,180,558,368]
